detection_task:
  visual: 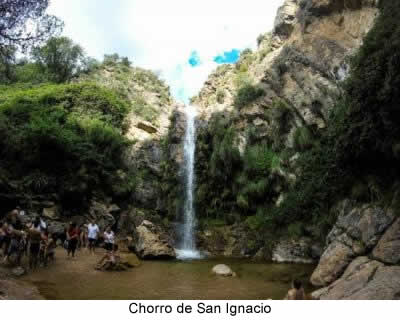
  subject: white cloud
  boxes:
[48,0,284,103]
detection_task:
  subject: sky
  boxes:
[48,0,284,104]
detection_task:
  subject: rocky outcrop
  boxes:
[372,218,400,265]
[311,200,395,286]
[135,220,176,259]
[272,237,320,264]
[312,257,400,300]
[212,264,236,277]
[274,0,298,40]
[311,200,400,299]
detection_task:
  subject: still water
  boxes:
[22,249,315,300]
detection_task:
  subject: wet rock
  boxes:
[212,264,235,277]
[120,253,141,267]
[272,238,316,264]
[135,220,176,259]
[372,218,400,265]
[11,266,26,277]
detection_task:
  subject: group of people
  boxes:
[0,208,55,270]
[63,220,116,259]
[0,207,118,272]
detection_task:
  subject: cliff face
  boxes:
[79,63,183,213]
[194,0,378,134]
[188,0,379,259]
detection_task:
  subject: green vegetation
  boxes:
[31,36,86,83]
[293,126,314,151]
[0,82,135,207]
[234,84,264,109]
[216,89,225,104]
[195,113,281,224]
[194,1,400,241]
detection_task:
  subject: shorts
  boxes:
[88,238,97,246]
[104,242,113,251]
[30,242,40,256]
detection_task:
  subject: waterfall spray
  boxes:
[177,104,201,260]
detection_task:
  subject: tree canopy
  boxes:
[31,36,86,83]
[0,0,63,51]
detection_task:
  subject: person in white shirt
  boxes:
[87,220,100,253]
[103,226,115,252]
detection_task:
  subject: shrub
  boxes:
[216,89,225,104]
[234,84,264,108]
[244,144,280,177]
[293,126,314,151]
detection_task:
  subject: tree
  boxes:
[0,0,63,51]
[0,46,17,83]
[103,53,132,67]
[31,36,85,83]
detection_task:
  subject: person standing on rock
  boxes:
[103,226,115,252]
[87,220,100,254]
[66,222,79,258]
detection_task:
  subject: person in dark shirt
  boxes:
[66,222,79,258]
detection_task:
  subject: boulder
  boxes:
[212,264,236,277]
[272,238,316,264]
[333,205,395,249]
[116,237,134,253]
[88,200,116,230]
[11,266,26,277]
[372,218,400,265]
[311,241,354,286]
[120,253,141,267]
[42,206,59,220]
[47,221,66,235]
[135,220,176,259]
[311,201,395,286]
[312,257,400,300]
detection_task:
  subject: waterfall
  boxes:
[176,104,201,260]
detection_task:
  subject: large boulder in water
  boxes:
[212,264,236,277]
[134,220,176,259]
[120,253,141,267]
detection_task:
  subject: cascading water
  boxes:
[176,105,201,260]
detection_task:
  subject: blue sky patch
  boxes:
[188,51,201,67]
[213,49,240,64]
